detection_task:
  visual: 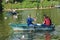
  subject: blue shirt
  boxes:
[27,17,34,26]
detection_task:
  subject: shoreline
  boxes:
[4,7,55,11]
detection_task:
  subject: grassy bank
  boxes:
[3,1,59,9]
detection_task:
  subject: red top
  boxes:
[44,18,51,26]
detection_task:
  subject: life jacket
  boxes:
[44,18,51,26]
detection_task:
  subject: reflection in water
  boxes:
[8,30,49,40]
[7,26,60,40]
[4,8,60,40]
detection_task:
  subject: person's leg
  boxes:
[41,24,48,27]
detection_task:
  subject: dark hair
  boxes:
[43,14,48,18]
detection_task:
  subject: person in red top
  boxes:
[41,15,52,27]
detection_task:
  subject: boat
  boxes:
[9,23,55,32]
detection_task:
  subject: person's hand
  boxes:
[34,18,36,21]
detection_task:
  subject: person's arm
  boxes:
[34,18,36,21]
[43,19,46,24]
[43,21,45,24]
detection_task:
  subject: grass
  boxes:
[3,1,59,9]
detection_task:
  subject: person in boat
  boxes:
[12,9,17,15]
[27,15,36,26]
[41,15,52,27]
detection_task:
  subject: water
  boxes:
[4,8,60,25]
[3,8,60,40]
[7,26,60,40]
[8,32,45,40]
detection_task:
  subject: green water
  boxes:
[7,28,60,40]
[3,8,60,40]
[4,8,60,25]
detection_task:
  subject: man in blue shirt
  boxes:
[27,15,35,26]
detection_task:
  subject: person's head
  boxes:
[12,9,16,12]
[43,14,49,18]
[28,14,31,18]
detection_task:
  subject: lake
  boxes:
[4,7,60,40]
